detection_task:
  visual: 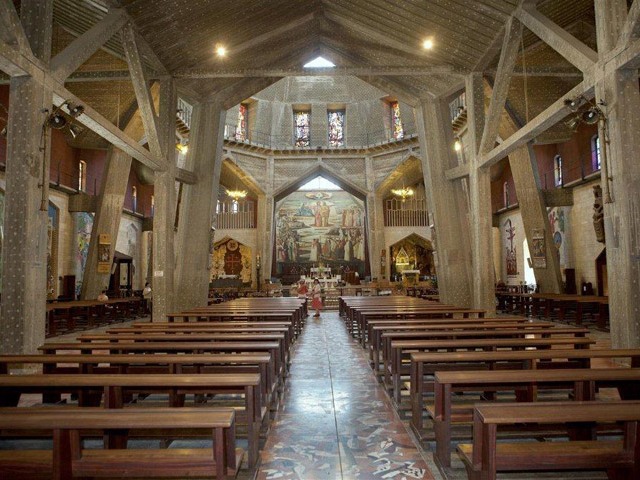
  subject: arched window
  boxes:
[78,160,87,192]
[554,155,563,187]
[503,181,509,208]
[591,134,601,171]
[132,186,137,212]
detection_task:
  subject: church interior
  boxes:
[1,0,640,479]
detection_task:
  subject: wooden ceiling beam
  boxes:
[617,0,640,49]
[227,12,316,57]
[515,3,598,73]
[122,22,162,158]
[50,8,128,80]
[0,0,32,54]
[479,16,522,155]
[174,65,457,78]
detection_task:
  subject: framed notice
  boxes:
[97,233,111,273]
[531,229,547,269]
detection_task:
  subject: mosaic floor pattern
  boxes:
[256,312,434,480]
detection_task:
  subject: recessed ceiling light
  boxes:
[216,45,227,57]
[303,56,335,68]
[423,37,434,50]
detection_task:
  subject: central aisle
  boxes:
[257,311,435,479]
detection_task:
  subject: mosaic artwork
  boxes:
[391,101,404,140]
[275,190,366,277]
[74,212,94,297]
[211,238,252,283]
[235,103,248,141]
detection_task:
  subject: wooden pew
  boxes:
[39,341,284,382]
[409,348,640,438]
[0,407,240,479]
[378,326,588,380]
[0,373,263,467]
[387,336,595,403]
[458,401,640,480]
[0,353,276,410]
[432,368,640,467]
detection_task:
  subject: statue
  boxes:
[593,185,605,243]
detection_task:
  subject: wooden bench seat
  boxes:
[457,401,640,480]
[0,373,263,467]
[0,407,241,479]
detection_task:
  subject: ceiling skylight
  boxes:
[303,56,336,68]
[299,176,341,191]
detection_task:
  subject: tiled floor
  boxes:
[256,311,435,480]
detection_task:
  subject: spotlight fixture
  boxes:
[67,103,85,118]
[215,44,227,57]
[69,124,83,139]
[422,37,434,50]
[565,116,581,132]
[563,97,582,112]
[47,114,67,130]
[581,108,600,125]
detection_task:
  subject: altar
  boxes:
[401,270,420,286]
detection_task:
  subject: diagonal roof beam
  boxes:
[324,11,427,60]
[515,3,598,73]
[479,80,595,169]
[50,8,128,80]
[228,12,316,57]
[617,0,640,49]
[214,77,284,109]
[0,0,31,54]
[479,17,522,155]
[122,22,162,158]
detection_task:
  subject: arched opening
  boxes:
[389,234,435,284]
[210,237,253,287]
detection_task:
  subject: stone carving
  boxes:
[593,185,605,243]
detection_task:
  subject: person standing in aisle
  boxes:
[311,278,323,317]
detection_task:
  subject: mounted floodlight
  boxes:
[582,108,601,125]
[564,97,582,112]
[67,103,85,118]
[565,116,581,132]
[47,114,67,129]
[69,124,82,139]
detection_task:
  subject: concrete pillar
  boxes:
[265,157,275,277]
[466,73,496,313]
[151,79,178,321]
[365,156,380,279]
[595,0,640,348]
[415,99,473,306]
[0,2,53,354]
[174,102,226,311]
[508,145,563,293]
[80,147,132,299]
[255,193,267,288]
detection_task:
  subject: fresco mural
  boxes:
[548,206,571,268]
[275,190,366,278]
[504,218,518,277]
[74,212,94,297]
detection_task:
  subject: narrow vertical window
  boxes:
[503,181,509,208]
[235,103,248,141]
[391,101,404,140]
[554,155,563,187]
[294,110,311,147]
[132,186,138,212]
[150,195,155,217]
[592,135,601,171]
[328,110,345,147]
[78,160,87,192]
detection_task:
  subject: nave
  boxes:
[257,311,432,480]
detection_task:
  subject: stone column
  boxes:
[0,1,53,354]
[174,101,226,311]
[466,73,496,313]
[595,0,640,348]
[415,99,473,306]
[365,156,381,279]
[80,147,132,299]
[264,156,275,277]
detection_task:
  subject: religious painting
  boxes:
[548,207,570,267]
[531,228,547,269]
[504,219,518,276]
[275,190,366,278]
[294,110,310,147]
[75,212,94,297]
[97,233,111,273]
[211,238,252,284]
[328,110,345,147]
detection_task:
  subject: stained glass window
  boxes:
[328,110,345,147]
[294,111,310,147]
[592,135,601,171]
[235,104,248,141]
[391,101,404,140]
[554,155,563,187]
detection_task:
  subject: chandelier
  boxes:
[391,186,414,202]
[226,188,247,200]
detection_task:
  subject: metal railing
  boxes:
[177,97,193,130]
[540,154,600,190]
[216,199,256,229]
[449,92,466,123]
[222,120,418,150]
[384,198,430,227]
